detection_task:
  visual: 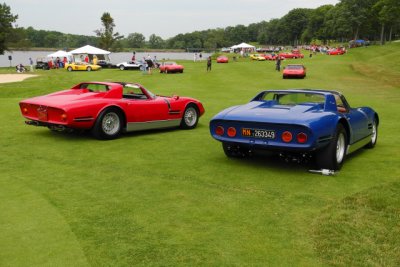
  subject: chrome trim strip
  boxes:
[74,117,94,122]
[126,119,181,132]
[347,135,371,154]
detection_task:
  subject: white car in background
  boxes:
[116,61,143,70]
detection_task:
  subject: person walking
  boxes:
[275,57,281,71]
[206,56,212,72]
[29,57,34,72]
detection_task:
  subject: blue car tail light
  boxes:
[216,126,224,136]
[297,132,308,143]
[227,127,237,137]
[282,131,293,142]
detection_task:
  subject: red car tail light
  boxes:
[282,131,292,142]
[61,113,68,122]
[297,132,307,143]
[216,126,224,136]
[227,127,237,137]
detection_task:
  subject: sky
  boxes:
[7,0,340,39]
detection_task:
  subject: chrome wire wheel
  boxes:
[184,107,197,127]
[336,132,346,164]
[101,112,120,135]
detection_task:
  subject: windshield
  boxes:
[286,65,304,70]
[261,92,325,106]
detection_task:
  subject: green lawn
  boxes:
[0,43,399,266]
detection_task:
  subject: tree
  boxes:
[148,34,165,49]
[373,0,400,44]
[281,8,313,45]
[0,3,18,54]
[340,0,378,40]
[126,33,146,48]
[94,12,123,50]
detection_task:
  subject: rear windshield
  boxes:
[261,92,325,106]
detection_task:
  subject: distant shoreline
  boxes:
[7,48,188,53]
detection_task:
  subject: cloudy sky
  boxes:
[8,0,339,39]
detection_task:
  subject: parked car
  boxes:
[217,56,229,63]
[64,62,101,71]
[282,64,306,79]
[264,54,278,60]
[116,61,143,70]
[209,89,378,170]
[278,52,304,59]
[35,58,50,70]
[19,81,205,140]
[159,62,184,73]
[250,54,266,61]
[97,60,115,69]
[328,49,345,55]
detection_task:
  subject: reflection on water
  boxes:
[0,51,211,67]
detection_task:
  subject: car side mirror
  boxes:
[173,95,179,100]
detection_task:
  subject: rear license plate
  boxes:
[37,107,48,121]
[241,128,275,139]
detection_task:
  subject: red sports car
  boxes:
[282,64,306,79]
[159,62,184,73]
[19,82,205,139]
[264,54,277,60]
[279,52,304,59]
[328,49,345,55]
[217,56,229,63]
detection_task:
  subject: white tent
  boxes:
[69,45,110,55]
[69,45,111,63]
[47,50,72,58]
[231,42,256,51]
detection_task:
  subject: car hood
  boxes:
[214,101,326,124]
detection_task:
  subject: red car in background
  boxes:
[159,62,184,73]
[264,54,277,60]
[217,56,229,63]
[279,52,304,59]
[19,82,205,139]
[282,64,306,79]
[328,49,345,55]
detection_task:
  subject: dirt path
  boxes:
[0,74,38,84]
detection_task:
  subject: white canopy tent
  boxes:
[47,50,72,58]
[230,42,256,52]
[69,45,111,63]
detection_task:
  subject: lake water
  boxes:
[0,51,211,67]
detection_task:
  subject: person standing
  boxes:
[29,57,34,72]
[206,56,212,72]
[93,55,98,65]
[275,57,281,71]
[131,51,136,61]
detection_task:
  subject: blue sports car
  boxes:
[209,89,379,170]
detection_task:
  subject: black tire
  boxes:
[91,108,123,140]
[180,70,184,73]
[119,65,125,70]
[180,104,199,129]
[365,118,378,148]
[222,143,249,158]
[315,124,347,170]
[67,66,73,72]
[87,66,92,71]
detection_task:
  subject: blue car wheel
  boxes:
[315,124,347,170]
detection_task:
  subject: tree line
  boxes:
[1,0,399,54]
